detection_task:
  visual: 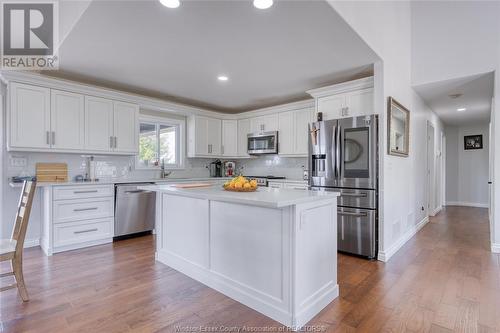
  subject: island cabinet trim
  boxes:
[153,191,338,330]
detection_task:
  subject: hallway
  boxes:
[0,207,498,332]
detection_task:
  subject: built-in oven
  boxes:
[247,131,278,155]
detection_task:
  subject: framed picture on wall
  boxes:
[464,135,483,150]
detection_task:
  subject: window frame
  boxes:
[136,115,185,170]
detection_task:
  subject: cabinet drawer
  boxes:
[53,185,114,200]
[283,182,308,190]
[53,218,113,248]
[53,197,114,223]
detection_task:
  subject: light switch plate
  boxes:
[10,156,27,167]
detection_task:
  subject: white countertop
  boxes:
[139,184,338,208]
[9,177,231,188]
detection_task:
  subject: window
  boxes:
[137,116,184,169]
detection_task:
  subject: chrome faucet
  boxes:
[160,159,172,179]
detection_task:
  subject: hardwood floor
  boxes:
[1,206,498,332]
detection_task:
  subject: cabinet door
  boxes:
[250,117,263,133]
[207,117,222,155]
[9,82,50,149]
[278,111,294,155]
[237,119,251,157]
[113,101,138,153]
[317,94,345,120]
[222,120,238,156]
[50,90,85,150]
[294,108,314,155]
[263,114,278,131]
[85,96,113,151]
[346,88,373,117]
[192,116,209,155]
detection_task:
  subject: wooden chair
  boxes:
[0,180,37,301]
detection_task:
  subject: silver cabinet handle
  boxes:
[74,228,98,234]
[338,211,368,218]
[110,136,113,149]
[74,190,98,194]
[340,192,368,198]
[73,207,98,212]
[114,136,117,149]
[52,131,55,145]
[46,131,50,145]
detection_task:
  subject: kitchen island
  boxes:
[140,184,339,329]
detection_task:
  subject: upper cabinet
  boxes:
[278,108,314,156]
[8,82,138,155]
[187,115,222,157]
[307,77,374,121]
[250,114,278,133]
[9,83,51,149]
[237,119,251,158]
[221,120,238,157]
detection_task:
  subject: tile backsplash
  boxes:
[6,152,307,181]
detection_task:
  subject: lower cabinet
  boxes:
[41,185,115,255]
[268,180,308,190]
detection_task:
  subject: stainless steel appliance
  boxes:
[223,161,236,177]
[308,115,378,259]
[207,159,222,177]
[115,183,156,237]
[247,131,279,155]
[246,176,285,187]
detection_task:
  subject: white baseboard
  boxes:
[430,206,442,216]
[446,201,489,208]
[24,238,40,248]
[491,243,500,253]
[377,216,429,262]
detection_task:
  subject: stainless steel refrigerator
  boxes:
[308,115,378,259]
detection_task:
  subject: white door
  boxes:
[9,82,50,149]
[278,111,294,155]
[50,90,85,150]
[317,94,344,120]
[237,119,251,157]
[427,122,436,215]
[85,96,113,152]
[346,88,374,117]
[222,120,238,156]
[489,101,495,225]
[113,101,138,153]
[207,118,222,155]
[295,109,314,155]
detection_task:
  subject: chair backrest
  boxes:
[12,180,37,254]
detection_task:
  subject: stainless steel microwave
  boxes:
[247,131,278,155]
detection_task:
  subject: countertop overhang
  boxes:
[140,184,339,208]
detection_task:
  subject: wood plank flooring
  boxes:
[1,206,498,332]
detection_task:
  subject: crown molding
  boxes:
[306,76,374,98]
[237,99,315,119]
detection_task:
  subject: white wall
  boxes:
[445,123,490,207]
[329,1,445,261]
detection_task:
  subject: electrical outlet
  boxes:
[10,156,27,167]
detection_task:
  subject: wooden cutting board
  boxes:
[36,163,68,182]
[171,183,213,188]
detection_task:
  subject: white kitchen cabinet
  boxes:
[237,119,251,157]
[268,181,283,189]
[85,96,114,151]
[9,82,51,149]
[278,108,314,156]
[51,89,85,150]
[222,120,238,157]
[188,115,222,157]
[113,101,138,153]
[250,114,278,133]
[308,77,374,120]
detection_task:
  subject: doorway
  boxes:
[427,121,436,215]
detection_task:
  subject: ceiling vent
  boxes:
[448,93,463,99]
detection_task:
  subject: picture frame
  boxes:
[464,135,483,150]
[387,97,410,157]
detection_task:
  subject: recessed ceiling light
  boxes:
[253,0,273,10]
[457,108,466,112]
[159,0,180,9]
[217,75,229,82]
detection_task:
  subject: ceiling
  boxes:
[413,73,494,126]
[43,0,378,113]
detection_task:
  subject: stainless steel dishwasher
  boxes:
[114,183,156,237]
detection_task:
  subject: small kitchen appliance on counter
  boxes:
[223,161,236,177]
[208,159,223,177]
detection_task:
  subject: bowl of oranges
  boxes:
[223,176,258,192]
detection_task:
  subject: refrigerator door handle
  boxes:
[336,125,341,179]
[332,125,337,178]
